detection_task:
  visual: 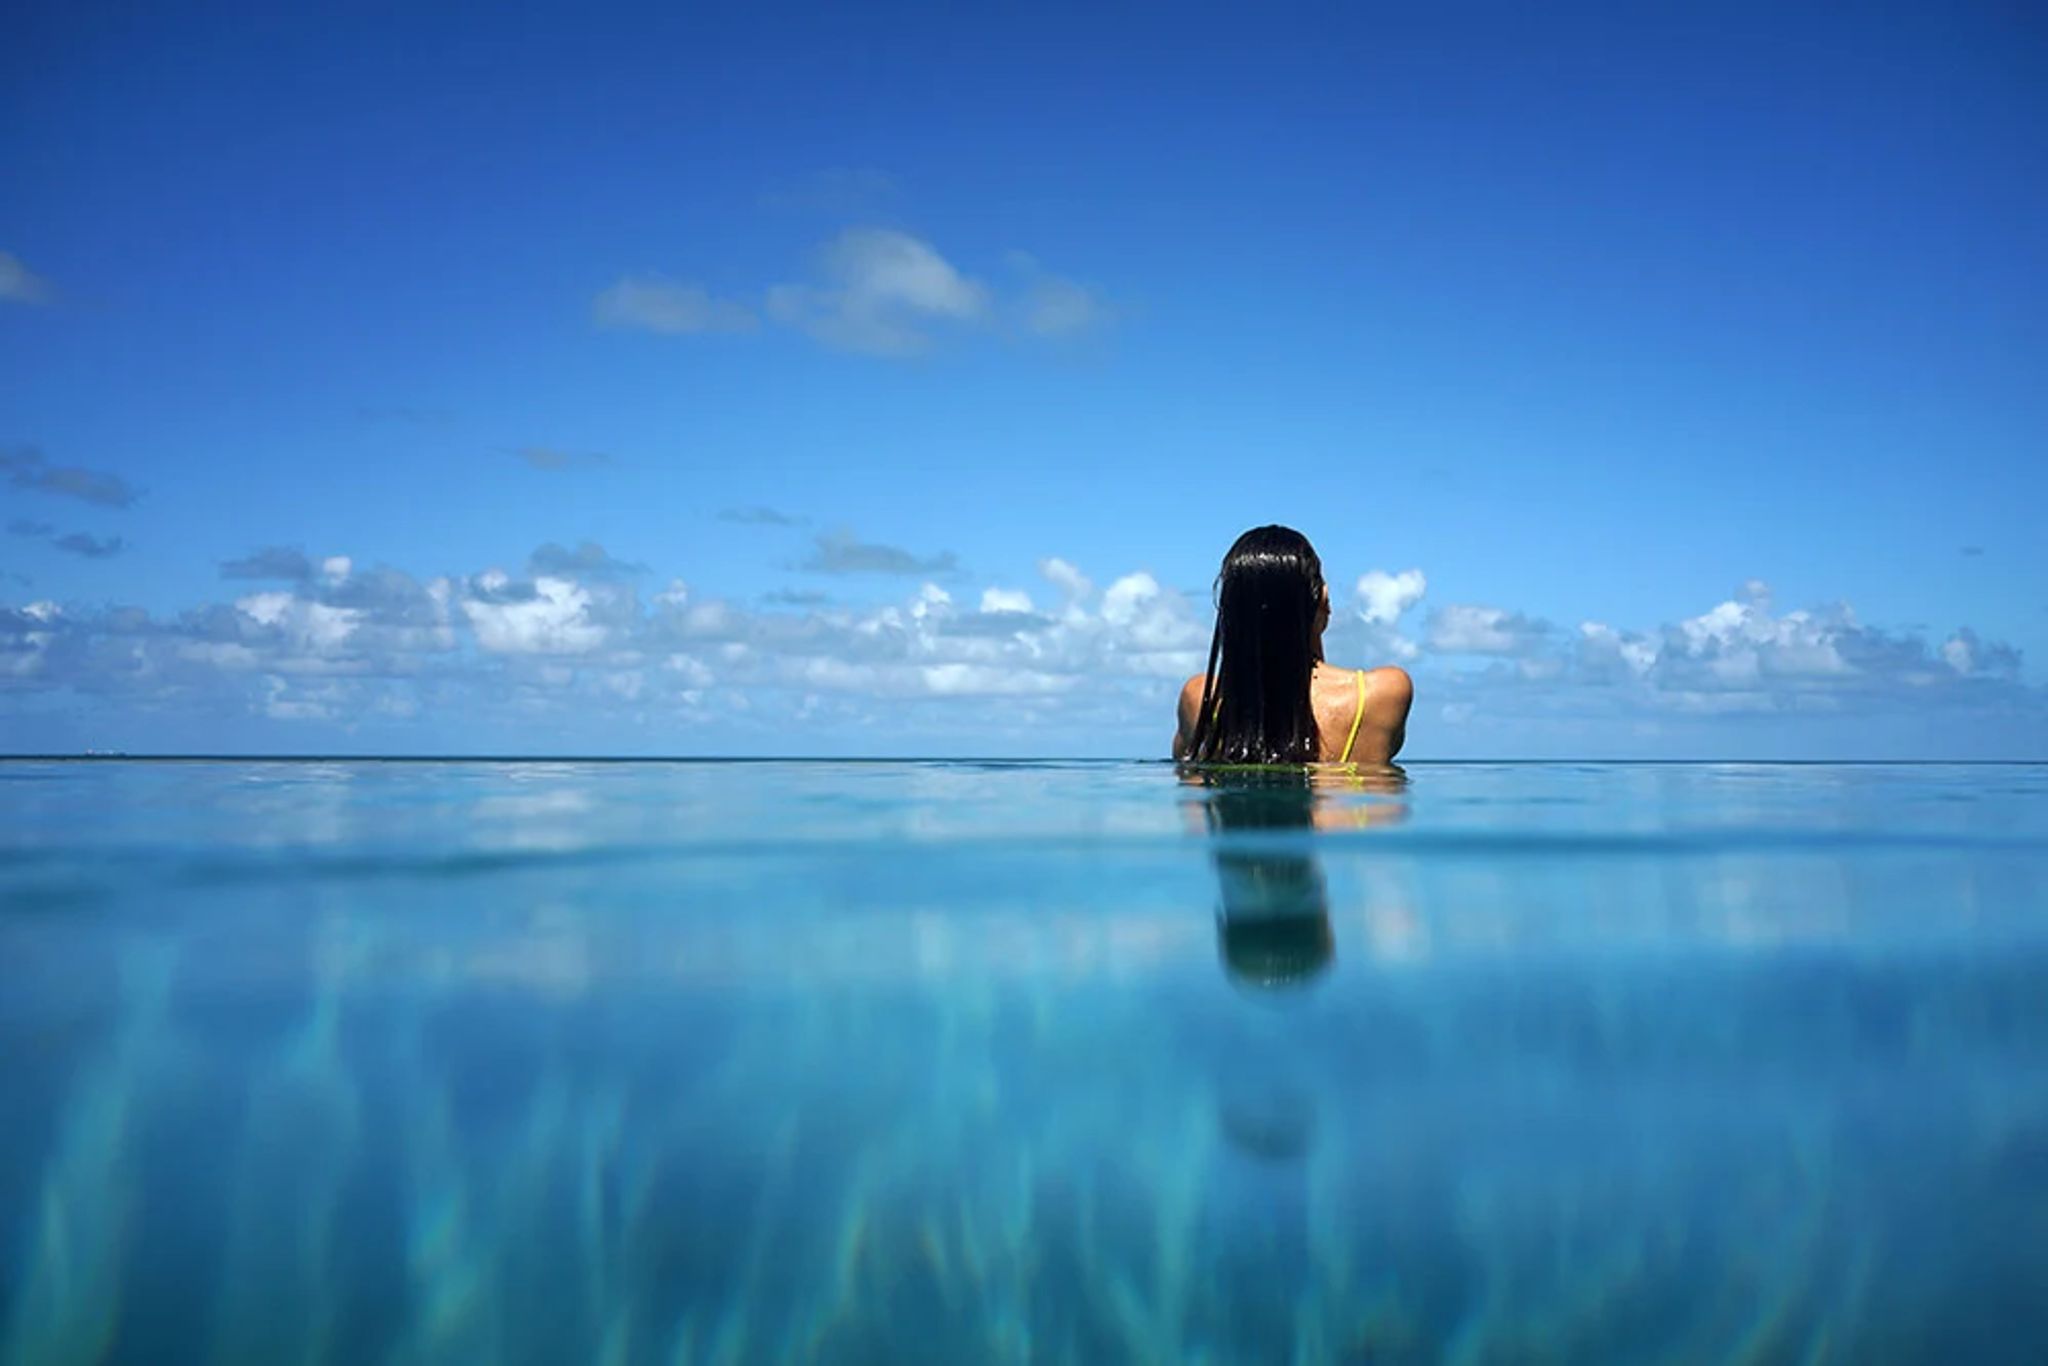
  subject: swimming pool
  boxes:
[3,759,2045,1362]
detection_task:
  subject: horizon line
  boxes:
[3,754,2045,766]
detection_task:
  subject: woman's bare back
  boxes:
[1175,662,1413,764]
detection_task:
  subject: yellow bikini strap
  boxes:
[1339,669,1366,762]
[1209,672,1368,761]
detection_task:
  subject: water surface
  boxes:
[3,760,2046,1363]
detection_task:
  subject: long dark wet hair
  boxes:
[1185,525,1326,765]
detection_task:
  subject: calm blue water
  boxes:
[2,759,2046,1364]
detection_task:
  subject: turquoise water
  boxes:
[3,759,2046,1364]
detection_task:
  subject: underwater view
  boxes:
[2,758,2046,1363]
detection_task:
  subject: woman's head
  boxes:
[1185,525,1328,765]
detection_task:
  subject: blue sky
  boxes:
[3,1,2044,756]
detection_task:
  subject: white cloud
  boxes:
[1579,621,1657,677]
[1,447,139,507]
[259,674,359,721]
[607,231,1111,360]
[921,663,1073,696]
[1005,250,1113,338]
[665,653,714,688]
[3,602,60,678]
[303,602,360,652]
[801,529,958,576]
[592,275,758,334]
[1428,604,1549,656]
[1668,586,1852,681]
[1541,581,2032,720]
[1100,573,1206,660]
[1938,628,2018,679]
[1355,569,1426,625]
[179,641,260,670]
[1021,276,1111,337]
[460,573,607,654]
[767,228,988,356]
[6,553,2035,752]
[0,251,52,306]
[1040,558,1093,603]
[1333,569,1429,664]
[221,546,315,581]
[1101,573,1157,628]
[236,591,293,629]
[528,541,644,581]
[822,229,984,316]
[232,590,364,662]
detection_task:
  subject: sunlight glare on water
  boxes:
[2,759,2046,1363]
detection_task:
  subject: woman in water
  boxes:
[1173,525,1414,766]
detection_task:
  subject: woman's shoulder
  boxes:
[1361,664,1413,703]
[1319,661,1410,686]
[1324,663,1413,722]
[1356,665,1413,718]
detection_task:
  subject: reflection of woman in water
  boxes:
[1173,525,1414,766]
[1189,764,1411,990]
[1200,769,1336,988]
